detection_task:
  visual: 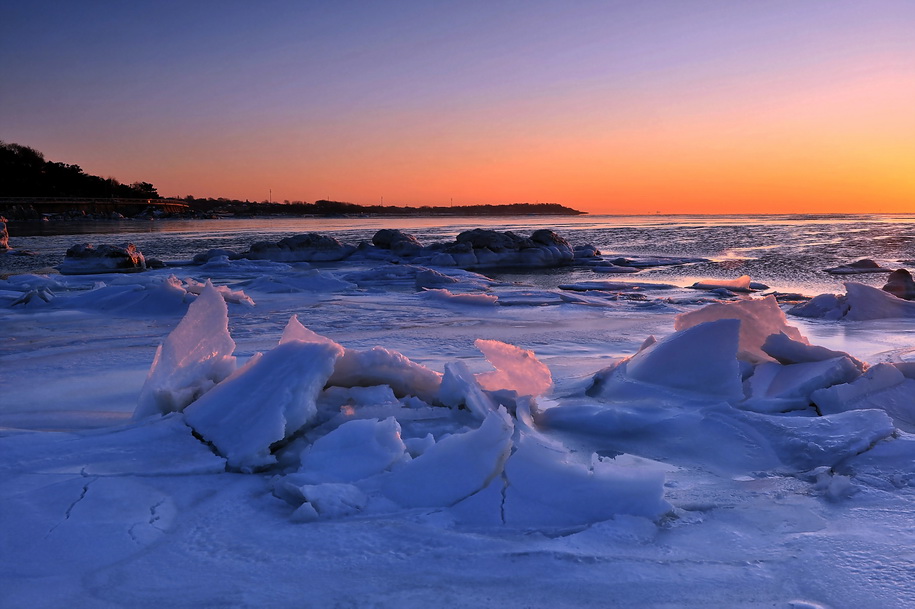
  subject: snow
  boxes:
[4,232,915,608]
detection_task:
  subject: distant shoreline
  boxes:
[0,198,585,221]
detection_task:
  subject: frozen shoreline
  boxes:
[2,219,915,608]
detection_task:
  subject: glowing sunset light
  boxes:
[2,1,912,214]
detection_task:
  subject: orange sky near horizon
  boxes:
[2,2,913,215]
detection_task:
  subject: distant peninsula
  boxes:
[0,141,585,219]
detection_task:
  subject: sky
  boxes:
[2,0,913,214]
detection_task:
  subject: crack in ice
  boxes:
[45,473,97,538]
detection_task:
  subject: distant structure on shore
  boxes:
[0,141,584,219]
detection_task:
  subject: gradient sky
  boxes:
[2,1,913,214]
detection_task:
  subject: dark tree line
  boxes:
[0,141,159,199]
[1,141,584,217]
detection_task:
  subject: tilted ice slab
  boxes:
[538,400,781,475]
[500,402,671,527]
[473,338,553,398]
[381,408,514,508]
[294,417,408,484]
[812,364,915,432]
[439,361,501,420]
[674,295,807,364]
[738,408,895,472]
[762,331,866,371]
[790,282,915,320]
[184,338,344,472]
[539,398,895,476]
[740,357,862,413]
[590,319,744,403]
[281,315,443,403]
[134,281,237,419]
[843,282,915,320]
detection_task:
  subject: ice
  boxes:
[0,414,226,476]
[134,280,237,418]
[592,319,744,402]
[689,275,753,292]
[181,278,254,306]
[590,263,640,273]
[239,269,355,293]
[559,280,678,292]
[501,403,671,526]
[420,287,499,306]
[279,313,339,346]
[492,289,565,306]
[812,364,915,431]
[790,282,915,320]
[277,315,443,403]
[288,483,369,522]
[439,361,500,419]
[788,292,849,320]
[6,222,915,608]
[296,417,407,483]
[503,435,670,526]
[382,409,513,508]
[674,295,806,363]
[762,331,866,371]
[184,339,343,472]
[844,282,915,320]
[741,357,862,413]
[65,276,195,316]
[739,408,895,472]
[331,346,443,403]
[474,339,552,397]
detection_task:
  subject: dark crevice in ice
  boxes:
[499,470,508,526]
[45,472,97,537]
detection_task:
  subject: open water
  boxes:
[4,214,914,295]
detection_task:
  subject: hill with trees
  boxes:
[0,141,159,199]
[0,142,584,218]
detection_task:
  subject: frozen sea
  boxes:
[1,214,915,608]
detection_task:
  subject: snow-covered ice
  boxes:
[3,224,915,608]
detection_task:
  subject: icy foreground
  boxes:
[2,260,915,608]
